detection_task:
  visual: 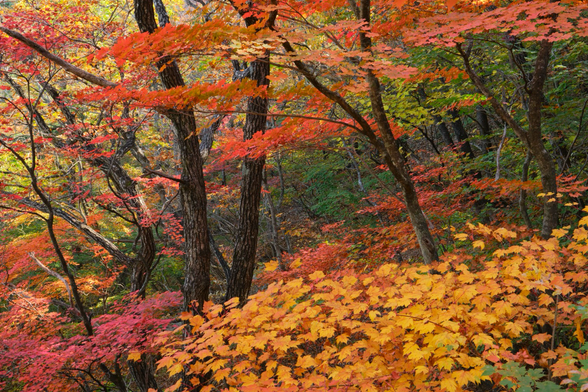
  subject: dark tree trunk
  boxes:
[476,105,493,152]
[435,115,455,147]
[134,0,210,310]
[128,359,159,392]
[448,108,475,160]
[519,151,533,228]
[226,57,269,302]
[224,2,274,302]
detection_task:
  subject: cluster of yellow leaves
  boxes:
[154,219,588,392]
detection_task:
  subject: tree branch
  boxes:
[0,26,117,88]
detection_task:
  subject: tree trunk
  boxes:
[448,108,475,160]
[458,39,557,238]
[527,40,557,238]
[358,0,438,263]
[226,57,269,302]
[435,115,455,147]
[519,151,533,228]
[134,0,210,310]
[127,359,158,392]
[476,105,493,153]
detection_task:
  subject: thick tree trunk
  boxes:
[528,40,558,238]
[528,40,557,238]
[127,359,158,392]
[226,57,269,302]
[134,0,210,310]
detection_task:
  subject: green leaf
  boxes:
[482,365,496,377]
[535,381,564,392]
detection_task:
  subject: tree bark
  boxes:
[224,1,274,302]
[527,40,558,238]
[476,105,493,153]
[134,0,211,310]
[225,58,269,302]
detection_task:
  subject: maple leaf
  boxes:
[127,351,141,362]
[532,333,551,344]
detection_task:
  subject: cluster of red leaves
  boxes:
[0,291,182,392]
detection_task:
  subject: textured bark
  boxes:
[435,115,455,147]
[134,0,210,310]
[528,40,558,238]
[225,58,269,302]
[127,360,158,392]
[519,152,533,228]
[223,1,274,302]
[99,360,128,392]
[153,0,170,26]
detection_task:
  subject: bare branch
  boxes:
[0,27,117,88]
[29,252,74,307]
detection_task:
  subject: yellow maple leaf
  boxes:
[213,368,231,382]
[291,258,302,268]
[296,355,317,368]
[440,377,458,392]
[264,260,279,272]
[415,365,429,375]
[164,379,182,392]
[454,233,468,241]
[127,351,141,362]
[435,357,455,371]
[168,363,184,377]
[575,317,585,345]
[472,240,485,250]
[369,310,381,321]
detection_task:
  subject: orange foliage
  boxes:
[154,211,588,392]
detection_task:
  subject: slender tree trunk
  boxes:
[458,39,557,238]
[358,0,438,263]
[476,105,493,153]
[263,172,285,267]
